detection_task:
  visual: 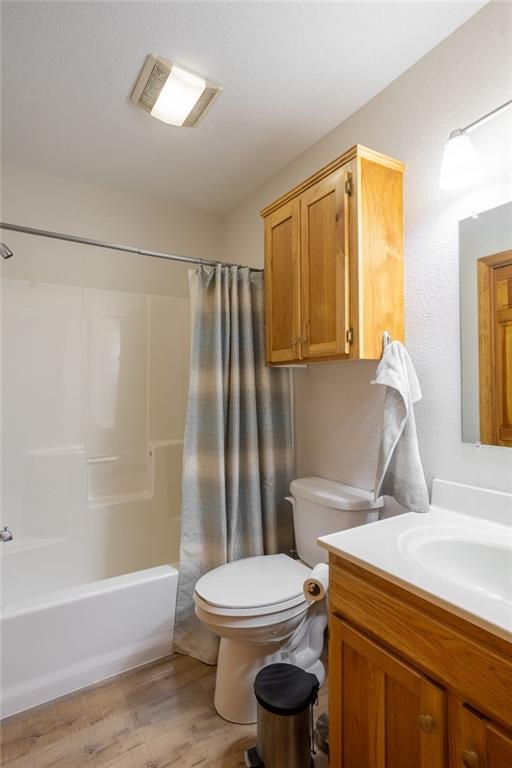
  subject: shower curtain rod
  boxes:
[0,222,263,271]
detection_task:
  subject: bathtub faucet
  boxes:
[1,526,13,542]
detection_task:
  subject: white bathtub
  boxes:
[1,563,179,718]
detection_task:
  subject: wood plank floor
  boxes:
[1,654,329,767]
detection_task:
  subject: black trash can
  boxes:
[245,663,319,768]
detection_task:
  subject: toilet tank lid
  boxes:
[290,477,384,511]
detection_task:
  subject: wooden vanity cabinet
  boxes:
[261,145,405,365]
[449,700,512,768]
[328,555,512,768]
[330,618,446,767]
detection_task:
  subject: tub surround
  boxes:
[322,480,512,766]
[2,279,188,591]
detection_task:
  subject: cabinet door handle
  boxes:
[462,751,480,768]
[417,714,434,733]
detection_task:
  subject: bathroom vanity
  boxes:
[319,480,512,767]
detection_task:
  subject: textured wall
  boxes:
[2,164,222,298]
[223,3,512,504]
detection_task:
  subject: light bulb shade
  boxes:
[439,130,479,190]
[151,66,206,126]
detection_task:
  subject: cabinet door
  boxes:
[449,698,512,768]
[329,618,446,768]
[264,199,301,363]
[299,168,349,359]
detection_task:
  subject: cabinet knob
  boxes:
[462,751,480,768]
[417,714,434,733]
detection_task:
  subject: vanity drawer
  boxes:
[329,555,512,730]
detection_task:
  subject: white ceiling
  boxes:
[1,2,485,214]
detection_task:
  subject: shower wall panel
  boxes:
[2,279,190,601]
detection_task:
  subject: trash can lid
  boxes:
[254,663,319,716]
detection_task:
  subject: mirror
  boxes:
[460,201,512,447]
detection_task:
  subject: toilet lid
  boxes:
[195,554,311,610]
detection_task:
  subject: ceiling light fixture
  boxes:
[131,55,222,127]
[439,98,512,190]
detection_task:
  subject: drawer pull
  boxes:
[417,714,434,733]
[462,751,480,768]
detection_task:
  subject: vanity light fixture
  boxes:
[439,98,512,190]
[131,55,222,127]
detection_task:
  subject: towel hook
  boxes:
[382,331,392,350]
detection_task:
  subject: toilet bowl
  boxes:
[194,477,383,724]
[194,554,326,724]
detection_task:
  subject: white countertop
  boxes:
[318,483,512,642]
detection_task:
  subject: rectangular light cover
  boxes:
[150,65,206,126]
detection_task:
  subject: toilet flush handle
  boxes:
[285,496,296,509]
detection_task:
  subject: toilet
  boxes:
[194,477,383,724]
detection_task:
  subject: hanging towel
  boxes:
[372,341,429,513]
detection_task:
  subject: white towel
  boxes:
[372,341,429,513]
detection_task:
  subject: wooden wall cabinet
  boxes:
[261,145,405,365]
[328,555,512,768]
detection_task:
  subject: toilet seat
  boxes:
[194,590,309,620]
[194,554,311,617]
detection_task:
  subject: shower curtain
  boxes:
[174,265,293,665]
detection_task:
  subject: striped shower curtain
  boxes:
[174,265,293,665]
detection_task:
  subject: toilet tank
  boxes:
[288,477,384,567]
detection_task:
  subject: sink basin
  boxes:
[318,480,512,638]
[399,527,512,605]
[414,538,511,602]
